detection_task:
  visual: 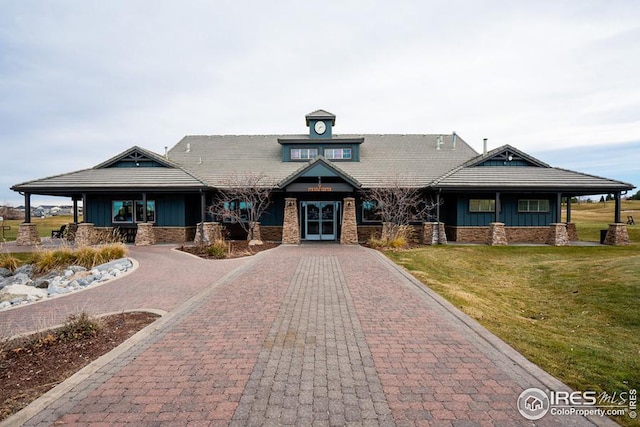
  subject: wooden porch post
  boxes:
[556,193,562,223]
[566,195,572,223]
[494,192,500,223]
[615,191,622,223]
[142,192,148,223]
[82,193,87,223]
[73,197,79,223]
[24,192,31,223]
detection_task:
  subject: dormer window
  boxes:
[290,148,318,160]
[324,148,352,160]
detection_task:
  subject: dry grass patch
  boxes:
[386,244,640,427]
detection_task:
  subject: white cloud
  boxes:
[1,0,639,206]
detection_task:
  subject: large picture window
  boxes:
[362,200,380,222]
[290,148,318,160]
[469,199,495,213]
[112,200,155,223]
[518,199,550,213]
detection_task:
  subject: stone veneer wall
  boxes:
[76,223,96,247]
[604,223,630,246]
[66,223,78,243]
[446,226,488,243]
[546,223,569,246]
[261,226,283,242]
[282,198,300,244]
[505,227,549,244]
[357,225,383,243]
[566,223,579,242]
[487,223,508,245]
[194,223,222,245]
[340,197,358,245]
[422,222,447,245]
[16,223,41,246]
[135,223,155,246]
[155,227,196,244]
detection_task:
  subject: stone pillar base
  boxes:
[135,223,155,246]
[566,222,578,242]
[282,198,300,244]
[248,222,262,244]
[76,223,96,247]
[604,223,630,246]
[487,222,508,246]
[547,223,569,246]
[422,222,447,245]
[66,223,78,242]
[16,223,41,246]
[194,222,223,245]
[340,197,358,245]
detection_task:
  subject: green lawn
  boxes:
[386,243,639,426]
[0,215,77,242]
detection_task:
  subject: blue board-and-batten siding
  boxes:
[456,195,556,226]
[86,194,196,227]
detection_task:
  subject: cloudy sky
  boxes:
[1,0,639,206]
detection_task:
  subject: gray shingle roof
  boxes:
[167,133,476,188]
[435,165,634,193]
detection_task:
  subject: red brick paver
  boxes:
[5,245,608,426]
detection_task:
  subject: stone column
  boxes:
[248,222,263,246]
[16,223,41,246]
[547,223,569,246]
[135,222,155,246]
[282,198,300,244]
[487,222,508,246]
[422,222,447,245]
[66,223,79,242]
[340,197,358,245]
[76,223,95,247]
[565,222,578,242]
[604,223,630,246]
[194,222,223,245]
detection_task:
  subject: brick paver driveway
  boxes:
[2,245,612,426]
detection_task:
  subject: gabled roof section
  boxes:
[277,156,361,189]
[94,146,176,169]
[467,145,550,168]
[305,109,336,125]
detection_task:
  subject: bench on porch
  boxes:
[51,224,66,238]
[628,215,635,225]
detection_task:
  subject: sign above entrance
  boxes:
[285,182,353,193]
[308,183,332,192]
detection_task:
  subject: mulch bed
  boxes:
[179,240,280,259]
[0,312,159,421]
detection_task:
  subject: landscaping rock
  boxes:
[0,267,11,278]
[1,257,133,311]
[14,264,34,277]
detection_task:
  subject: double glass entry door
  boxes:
[303,201,339,241]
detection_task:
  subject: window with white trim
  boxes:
[112,200,155,223]
[469,199,495,213]
[290,148,318,160]
[518,199,550,212]
[324,148,352,160]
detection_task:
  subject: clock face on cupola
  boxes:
[305,109,335,139]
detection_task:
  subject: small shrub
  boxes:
[96,244,126,265]
[0,253,20,271]
[57,312,103,342]
[388,235,408,249]
[205,240,228,259]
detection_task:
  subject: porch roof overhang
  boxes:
[277,156,362,190]
[431,166,635,196]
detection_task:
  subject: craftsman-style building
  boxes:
[12,110,634,246]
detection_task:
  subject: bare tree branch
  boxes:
[207,172,272,241]
[364,177,442,241]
